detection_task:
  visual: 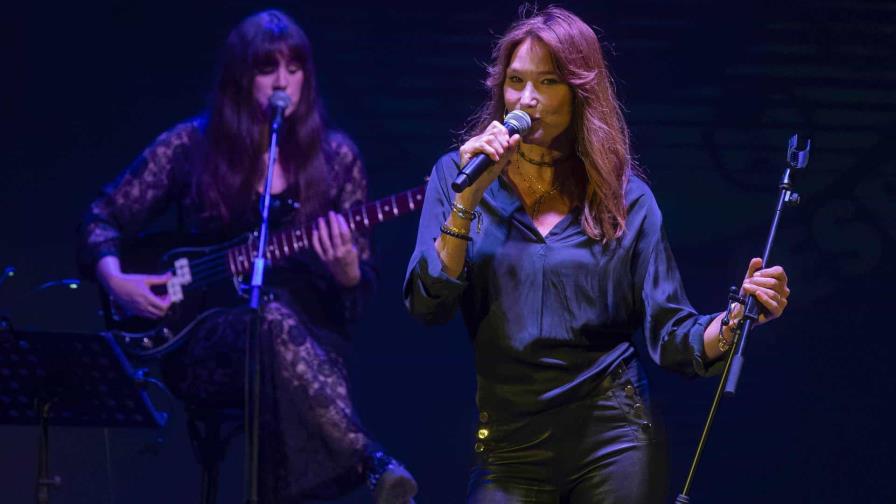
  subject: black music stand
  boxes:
[0,324,168,503]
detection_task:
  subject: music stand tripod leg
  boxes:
[35,399,61,504]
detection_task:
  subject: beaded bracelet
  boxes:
[440,223,472,241]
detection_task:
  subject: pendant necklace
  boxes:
[516,153,559,216]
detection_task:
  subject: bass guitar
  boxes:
[104,184,425,359]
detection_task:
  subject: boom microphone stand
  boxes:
[676,134,811,503]
[245,91,291,504]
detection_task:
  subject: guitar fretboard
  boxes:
[226,185,426,275]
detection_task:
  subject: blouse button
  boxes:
[632,403,643,416]
[624,385,635,397]
[474,442,485,453]
[477,428,489,439]
[479,411,489,423]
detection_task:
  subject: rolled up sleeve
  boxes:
[403,152,469,325]
[634,197,725,378]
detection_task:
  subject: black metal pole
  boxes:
[35,400,61,504]
[676,135,809,502]
[724,184,787,396]
[675,321,742,503]
[245,118,281,504]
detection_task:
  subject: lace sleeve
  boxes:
[77,122,197,278]
[329,133,371,261]
[328,132,376,321]
[403,152,468,324]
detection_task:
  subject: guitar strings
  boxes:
[184,255,229,276]
[184,269,228,291]
[168,192,420,287]
[182,247,239,271]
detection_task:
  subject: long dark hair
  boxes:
[195,9,330,224]
[464,6,638,243]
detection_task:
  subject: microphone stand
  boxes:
[675,134,810,503]
[244,108,284,504]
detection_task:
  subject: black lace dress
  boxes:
[78,118,377,501]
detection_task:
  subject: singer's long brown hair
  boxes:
[464,6,639,242]
[195,9,330,223]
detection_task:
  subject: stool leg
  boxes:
[186,408,243,504]
[200,462,219,504]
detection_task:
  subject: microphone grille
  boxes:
[504,110,532,135]
[269,91,291,110]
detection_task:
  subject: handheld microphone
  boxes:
[451,110,532,193]
[268,91,291,133]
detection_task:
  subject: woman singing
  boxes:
[79,10,417,503]
[404,7,789,503]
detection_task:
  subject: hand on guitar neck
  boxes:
[312,211,361,288]
[97,256,173,319]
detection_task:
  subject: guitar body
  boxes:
[102,233,249,359]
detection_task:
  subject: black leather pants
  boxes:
[468,359,667,504]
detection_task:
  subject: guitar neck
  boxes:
[226,184,426,275]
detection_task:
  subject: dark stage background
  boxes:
[2,1,894,502]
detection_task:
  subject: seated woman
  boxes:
[78,9,417,503]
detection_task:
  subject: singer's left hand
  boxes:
[736,258,790,325]
[312,211,361,287]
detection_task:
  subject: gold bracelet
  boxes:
[719,297,743,353]
[440,223,472,241]
[718,325,737,353]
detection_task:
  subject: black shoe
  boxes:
[367,451,417,504]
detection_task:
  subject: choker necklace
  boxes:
[518,148,569,167]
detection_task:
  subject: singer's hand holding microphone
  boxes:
[438,111,531,278]
[452,110,532,205]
